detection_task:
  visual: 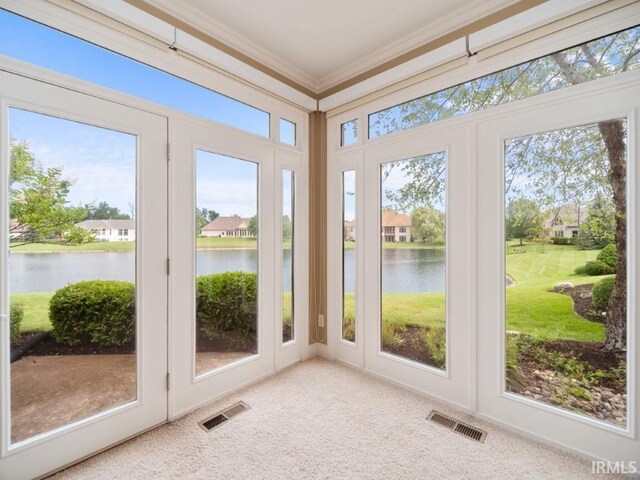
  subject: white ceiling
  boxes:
[147,0,518,93]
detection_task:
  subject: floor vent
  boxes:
[427,410,487,443]
[199,401,250,432]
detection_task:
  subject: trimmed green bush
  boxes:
[10,302,24,345]
[573,265,586,275]
[50,280,135,346]
[584,260,615,276]
[596,244,617,270]
[592,277,616,311]
[424,326,446,369]
[552,237,571,245]
[196,272,257,349]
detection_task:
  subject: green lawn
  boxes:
[11,292,53,332]
[342,242,607,343]
[343,241,443,250]
[12,241,608,344]
[10,242,134,253]
[9,237,290,253]
[505,242,607,343]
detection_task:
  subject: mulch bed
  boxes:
[13,330,257,357]
[383,325,444,369]
[559,283,604,323]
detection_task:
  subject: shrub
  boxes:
[10,302,24,345]
[584,260,615,276]
[596,244,617,270]
[552,237,571,245]
[50,280,135,346]
[424,326,446,368]
[592,277,616,311]
[573,265,586,275]
[196,272,257,349]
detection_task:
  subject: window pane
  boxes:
[342,170,356,342]
[282,170,295,343]
[370,26,640,139]
[280,118,296,146]
[504,120,627,427]
[9,108,137,443]
[195,151,258,376]
[380,154,446,369]
[0,9,270,137]
[341,119,358,146]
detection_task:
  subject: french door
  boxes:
[0,71,168,479]
[330,126,471,407]
[169,116,306,417]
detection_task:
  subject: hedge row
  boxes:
[50,272,257,347]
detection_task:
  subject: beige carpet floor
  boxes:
[54,358,615,480]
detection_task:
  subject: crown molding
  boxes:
[130,0,528,94]
[135,0,319,91]
[315,0,519,92]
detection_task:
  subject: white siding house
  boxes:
[201,216,254,237]
[76,219,136,242]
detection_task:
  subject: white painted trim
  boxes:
[319,39,467,111]
[136,0,516,93]
[325,2,640,117]
[0,0,316,112]
[73,0,175,45]
[468,0,607,53]
[173,30,317,111]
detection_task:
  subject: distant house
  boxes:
[9,219,30,241]
[201,216,253,238]
[381,210,411,243]
[545,204,588,238]
[344,220,356,241]
[76,219,135,242]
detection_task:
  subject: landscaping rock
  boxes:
[553,282,574,292]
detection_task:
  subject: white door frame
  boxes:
[169,115,308,419]
[0,70,168,480]
[328,121,471,409]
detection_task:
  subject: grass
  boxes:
[10,292,53,332]
[12,240,608,345]
[9,237,290,253]
[343,241,443,250]
[342,241,607,343]
[505,241,606,343]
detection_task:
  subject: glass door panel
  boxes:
[504,120,628,427]
[281,170,294,344]
[8,108,138,443]
[195,151,259,376]
[0,70,167,480]
[379,153,446,369]
[342,170,356,342]
[170,117,276,417]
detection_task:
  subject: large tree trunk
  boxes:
[552,52,628,353]
[599,120,627,352]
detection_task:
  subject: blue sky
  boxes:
[196,151,257,218]
[11,108,137,214]
[2,8,271,218]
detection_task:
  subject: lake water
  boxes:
[9,248,445,294]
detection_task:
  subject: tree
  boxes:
[84,201,130,220]
[506,199,544,245]
[411,207,444,244]
[195,207,219,236]
[370,28,639,352]
[282,215,292,241]
[248,215,258,237]
[579,196,616,249]
[10,141,92,245]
